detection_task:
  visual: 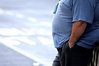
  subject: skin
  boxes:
[68,20,87,48]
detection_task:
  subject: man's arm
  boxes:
[68,21,87,48]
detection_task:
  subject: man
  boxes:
[52,0,99,66]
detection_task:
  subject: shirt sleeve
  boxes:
[72,0,96,24]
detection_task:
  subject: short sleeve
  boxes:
[72,0,96,24]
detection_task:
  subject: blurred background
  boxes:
[0,0,58,66]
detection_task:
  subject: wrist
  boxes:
[68,38,76,44]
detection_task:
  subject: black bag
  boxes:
[90,42,99,66]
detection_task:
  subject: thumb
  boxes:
[68,42,75,48]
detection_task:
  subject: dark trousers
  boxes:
[52,42,93,66]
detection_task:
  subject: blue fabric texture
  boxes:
[52,0,99,48]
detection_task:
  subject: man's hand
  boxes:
[68,21,87,48]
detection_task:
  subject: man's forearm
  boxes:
[68,21,87,48]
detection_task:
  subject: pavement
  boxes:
[0,44,43,66]
[0,0,58,66]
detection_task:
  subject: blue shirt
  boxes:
[52,0,99,48]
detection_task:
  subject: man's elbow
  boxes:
[73,20,87,27]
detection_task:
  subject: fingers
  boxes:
[68,42,75,48]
